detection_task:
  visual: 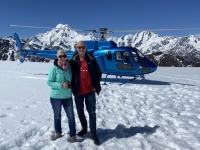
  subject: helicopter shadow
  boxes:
[96,124,159,144]
[101,77,196,86]
[34,73,48,76]
[101,77,171,85]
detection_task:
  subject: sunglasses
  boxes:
[58,55,66,58]
[77,46,86,49]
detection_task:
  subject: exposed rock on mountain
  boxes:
[109,31,200,62]
[147,52,200,67]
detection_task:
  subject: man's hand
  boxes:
[92,88,96,91]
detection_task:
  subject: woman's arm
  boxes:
[47,67,62,89]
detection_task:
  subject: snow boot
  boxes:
[67,136,76,143]
[90,135,100,145]
[77,128,87,136]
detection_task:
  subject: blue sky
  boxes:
[1,0,200,38]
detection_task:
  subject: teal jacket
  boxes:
[47,60,72,99]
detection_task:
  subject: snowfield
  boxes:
[0,61,200,150]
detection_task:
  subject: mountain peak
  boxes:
[139,31,159,38]
[55,24,71,30]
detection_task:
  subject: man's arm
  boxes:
[94,59,102,87]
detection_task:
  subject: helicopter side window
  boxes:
[132,51,139,63]
[115,52,122,61]
[115,51,132,63]
[123,52,132,63]
[106,51,112,61]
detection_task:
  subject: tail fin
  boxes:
[13,32,23,50]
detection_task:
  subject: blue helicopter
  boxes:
[13,28,157,84]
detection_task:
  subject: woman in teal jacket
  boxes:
[47,50,76,142]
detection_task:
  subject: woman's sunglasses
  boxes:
[58,55,66,58]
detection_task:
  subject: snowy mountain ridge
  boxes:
[29,24,98,50]
[1,24,200,66]
[108,31,200,62]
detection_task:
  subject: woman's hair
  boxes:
[74,43,77,49]
[57,49,66,57]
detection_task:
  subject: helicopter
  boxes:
[11,25,200,84]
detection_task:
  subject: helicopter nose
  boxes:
[150,62,157,72]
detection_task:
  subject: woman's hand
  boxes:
[62,82,68,88]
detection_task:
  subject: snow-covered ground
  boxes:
[0,61,200,150]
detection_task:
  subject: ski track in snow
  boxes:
[0,62,200,150]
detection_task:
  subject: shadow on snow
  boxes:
[97,124,159,144]
[101,78,171,85]
[101,78,196,86]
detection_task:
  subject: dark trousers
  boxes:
[74,91,97,135]
[50,97,76,136]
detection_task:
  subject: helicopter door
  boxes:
[114,51,136,71]
[103,51,115,72]
[103,50,137,74]
[95,56,106,72]
[132,50,151,74]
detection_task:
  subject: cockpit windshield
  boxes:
[132,50,150,63]
[114,50,150,63]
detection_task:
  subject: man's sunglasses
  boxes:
[58,55,66,58]
[77,46,86,49]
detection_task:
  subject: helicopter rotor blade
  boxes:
[10,25,200,42]
[10,25,54,29]
[10,25,200,32]
[113,27,200,32]
[82,29,97,32]
[10,24,84,31]
[10,25,106,33]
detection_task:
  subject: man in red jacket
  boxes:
[70,41,102,145]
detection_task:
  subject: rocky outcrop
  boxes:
[147,52,200,67]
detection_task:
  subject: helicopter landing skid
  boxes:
[103,74,109,85]
[119,76,139,86]
[103,74,139,85]
[103,74,122,85]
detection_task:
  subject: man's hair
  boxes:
[77,41,87,47]
[57,49,66,57]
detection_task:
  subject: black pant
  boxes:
[74,91,97,135]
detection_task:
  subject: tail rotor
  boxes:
[13,32,30,62]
